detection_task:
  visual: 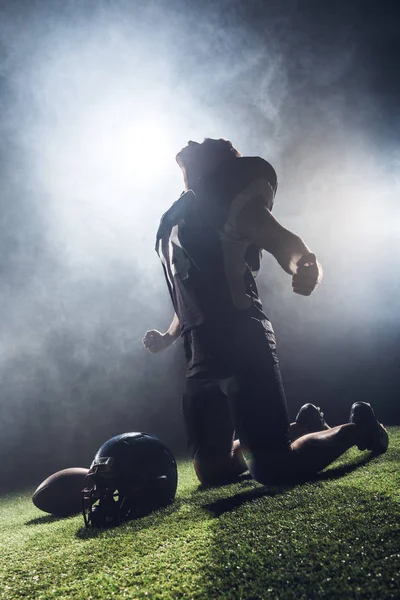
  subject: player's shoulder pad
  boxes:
[239,156,277,192]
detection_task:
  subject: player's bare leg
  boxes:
[244,403,388,485]
[196,403,333,485]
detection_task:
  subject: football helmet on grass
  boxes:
[82,432,178,528]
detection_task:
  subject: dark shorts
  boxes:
[182,319,290,462]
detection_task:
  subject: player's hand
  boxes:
[292,253,322,296]
[142,329,173,354]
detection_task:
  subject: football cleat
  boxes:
[82,432,178,528]
[295,403,330,433]
[349,402,389,454]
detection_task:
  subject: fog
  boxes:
[0,0,399,490]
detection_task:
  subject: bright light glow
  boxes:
[82,108,178,182]
[37,94,186,267]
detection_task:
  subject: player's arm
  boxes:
[142,312,181,354]
[236,196,322,295]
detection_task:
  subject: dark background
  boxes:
[0,0,399,491]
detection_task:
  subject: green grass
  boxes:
[1,429,399,600]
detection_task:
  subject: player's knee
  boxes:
[193,456,244,486]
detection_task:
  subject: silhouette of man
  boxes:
[143,138,388,485]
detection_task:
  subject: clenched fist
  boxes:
[292,253,322,296]
[142,330,173,354]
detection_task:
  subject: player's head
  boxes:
[176,138,240,190]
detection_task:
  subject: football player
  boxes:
[143,138,388,485]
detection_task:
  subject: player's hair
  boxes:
[176,138,241,190]
[204,137,241,158]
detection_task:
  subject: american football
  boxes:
[32,467,89,516]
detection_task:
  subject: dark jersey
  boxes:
[156,155,277,337]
